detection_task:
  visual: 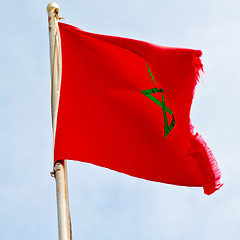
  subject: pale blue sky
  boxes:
[0,0,240,239]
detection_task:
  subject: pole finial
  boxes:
[47,2,59,13]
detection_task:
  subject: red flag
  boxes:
[55,22,222,195]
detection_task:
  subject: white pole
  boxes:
[47,3,72,240]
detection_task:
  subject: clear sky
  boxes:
[1,0,239,239]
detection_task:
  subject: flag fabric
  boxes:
[55,22,222,195]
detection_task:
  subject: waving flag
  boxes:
[55,22,222,195]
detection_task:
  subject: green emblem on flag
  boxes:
[142,63,175,138]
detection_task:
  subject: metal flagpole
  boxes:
[47,2,72,240]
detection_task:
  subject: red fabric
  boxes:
[55,22,222,195]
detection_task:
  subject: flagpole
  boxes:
[47,3,72,240]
